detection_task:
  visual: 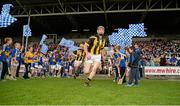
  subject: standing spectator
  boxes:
[63,58,70,78]
[10,42,22,80]
[49,51,56,77]
[139,57,146,78]
[177,59,180,66]
[134,44,141,79]
[23,46,34,79]
[119,55,126,83]
[160,54,167,66]
[0,37,13,80]
[16,44,23,78]
[126,46,140,87]
[112,46,121,82]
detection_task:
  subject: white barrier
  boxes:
[144,66,180,75]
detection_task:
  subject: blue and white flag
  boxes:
[117,28,130,47]
[59,38,74,47]
[109,23,147,49]
[118,28,127,41]
[0,15,17,28]
[69,46,79,52]
[66,40,74,48]
[108,33,117,45]
[40,34,47,45]
[41,44,48,54]
[59,38,68,46]
[0,4,17,28]
[23,25,32,37]
[109,28,133,48]
[123,29,132,47]
[1,4,13,15]
[129,23,147,37]
[118,28,128,36]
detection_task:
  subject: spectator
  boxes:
[169,54,178,66]
[160,54,167,66]
[126,46,140,87]
[177,59,180,66]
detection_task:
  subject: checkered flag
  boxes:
[129,23,147,37]
[0,4,17,28]
[1,4,13,15]
[109,24,147,48]
[23,25,32,37]
[0,15,17,28]
[117,28,131,47]
[118,28,128,36]
[109,28,131,47]
[124,30,132,47]
[117,29,125,46]
[108,32,117,45]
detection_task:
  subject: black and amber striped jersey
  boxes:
[73,49,86,61]
[85,35,109,55]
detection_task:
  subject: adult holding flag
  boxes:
[83,26,109,86]
[126,46,140,87]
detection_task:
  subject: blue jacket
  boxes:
[11,48,21,61]
[119,58,126,68]
[129,51,140,68]
[0,45,11,62]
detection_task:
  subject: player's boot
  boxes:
[84,78,91,87]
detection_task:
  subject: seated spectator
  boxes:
[169,54,178,66]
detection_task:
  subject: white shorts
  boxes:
[38,65,43,69]
[85,54,101,64]
[50,65,56,69]
[34,65,39,68]
[69,66,73,70]
[65,68,69,72]
[31,67,35,70]
[74,60,82,67]
[55,64,62,70]
[11,63,19,67]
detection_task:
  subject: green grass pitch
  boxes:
[0,78,180,105]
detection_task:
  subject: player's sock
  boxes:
[85,78,91,87]
[87,78,91,81]
[76,70,80,76]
